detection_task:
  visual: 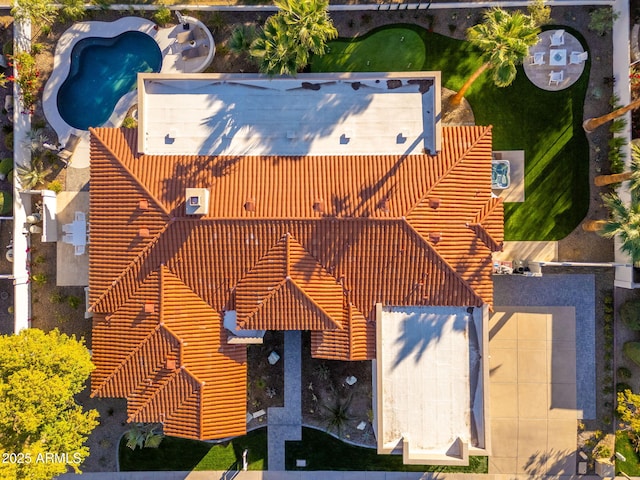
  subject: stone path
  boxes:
[267,330,302,471]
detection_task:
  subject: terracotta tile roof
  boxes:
[88,124,502,440]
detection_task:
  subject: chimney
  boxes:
[185,188,210,215]
[428,197,441,209]
[165,358,176,370]
[244,198,256,212]
[429,232,442,243]
[144,302,156,314]
[138,199,149,210]
[138,227,150,237]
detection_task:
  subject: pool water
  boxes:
[57,31,162,130]
[492,160,511,189]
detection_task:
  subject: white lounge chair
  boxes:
[550,29,565,46]
[57,133,81,165]
[62,233,74,245]
[570,51,588,64]
[549,70,564,86]
[62,223,74,234]
[529,52,545,65]
[75,211,86,223]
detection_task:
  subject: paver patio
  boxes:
[489,307,578,475]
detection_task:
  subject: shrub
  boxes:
[49,291,65,304]
[121,116,137,129]
[2,40,12,57]
[4,131,13,151]
[0,158,12,176]
[0,191,12,215]
[588,7,619,36]
[229,24,256,54]
[67,295,82,310]
[30,273,47,285]
[625,342,640,366]
[618,382,633,393]
[153,5,172,27]
[47,179,62,193]
[619,366,633,379]
[622,300,640,330]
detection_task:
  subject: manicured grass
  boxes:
[285,427,488,472]
[119,428,267,471]
[311,25,590,241]
[616,431,640,476]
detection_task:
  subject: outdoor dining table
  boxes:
[523,30,587,91]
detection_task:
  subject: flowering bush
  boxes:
[8,51,40,114]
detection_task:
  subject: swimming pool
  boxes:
[57,31,162,130]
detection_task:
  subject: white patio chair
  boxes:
[550,29,565,46]
[62,223,74,234]
[62,233,74,244]
[570,51,588,64]
[75,211,86,223]
[529,52,545,65]
[75,244,85,256]
[549,70,564,86]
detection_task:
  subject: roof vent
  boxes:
[380,198,390,213]
[429,197,441,209]
[144,302,156,314]
[429,232,442,243]
[138,199,149,210]
[313,198,324,213]
[244,198,256,212]
[185,188,210,215]
[138,227,150,237]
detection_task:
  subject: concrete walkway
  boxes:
[267,331,302,471]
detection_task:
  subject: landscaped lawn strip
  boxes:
[616,431,640,475]
[285,427,488,472]
[310,25,589,241]
[119,428,267,471]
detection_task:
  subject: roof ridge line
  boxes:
[89,128,171,216]
[237,278,288,328]
[470,197,504,252]
[127,367,180,421]
[401,219,485,307]
[89,223,172,313]
[91,323,163,397]
[288,278,343,330]
[404,126,492,218]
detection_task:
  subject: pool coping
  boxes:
[42,16,215,147]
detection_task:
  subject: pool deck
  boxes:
[42,16,214,163]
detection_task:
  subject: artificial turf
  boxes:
[285,427,489,472]
[616,431,640,475]
[118,427,267,471]
[310,25,590,241]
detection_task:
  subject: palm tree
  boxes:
[250,16,307,76]
[600,193,640,264]
[229,24,257,55]
[450,8,540,106]
[124,423,164,450]
[594,142,640,191]
[583,98,640,133]
[250,0,337,76]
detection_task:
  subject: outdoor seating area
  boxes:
[61,211,88,256]
[523,29,588,91]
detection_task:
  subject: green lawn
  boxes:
[119,428,267,471]
[285,427,488,472]
[616,431,640,475]
[310,25,590,241]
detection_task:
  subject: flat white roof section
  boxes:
[138,72,441,157]
[375,305,487,465]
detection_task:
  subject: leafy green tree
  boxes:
[153,5,173,28]
[527,0,551,27]
[59,0,85,22]
[450,8,539,106]
[0,329,99,480]
[11,0,56,25]
[588,7,619,36]
[600,193,640,265]
[250,0,337,76]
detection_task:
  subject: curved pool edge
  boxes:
[43,17,158,146]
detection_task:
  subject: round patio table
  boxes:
[523,30,587,91]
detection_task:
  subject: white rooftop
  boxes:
[375,306,484,463]
[137,72,441,157]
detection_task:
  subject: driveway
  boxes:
[489,307,578,475]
